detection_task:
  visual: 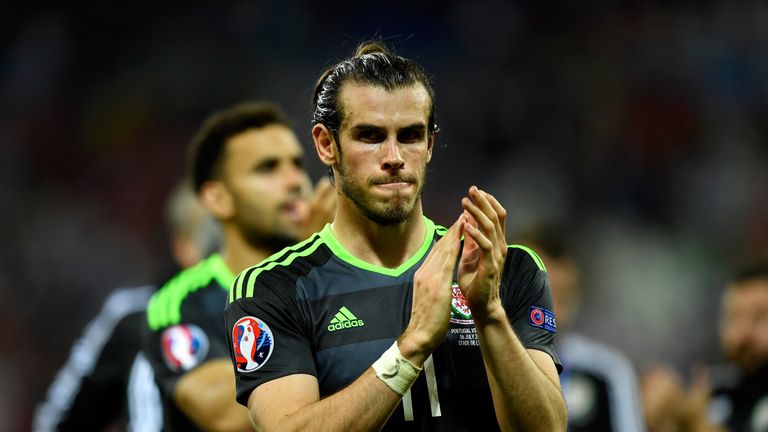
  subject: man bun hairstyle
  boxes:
[188,101,290,192]
[312,40,437,140]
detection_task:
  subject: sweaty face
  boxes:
[720,278,768,374]
[334,83,433,226]
[221,125,310,250]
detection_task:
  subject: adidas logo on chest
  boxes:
[327,306,365,332]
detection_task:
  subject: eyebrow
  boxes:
[349,123,427,133]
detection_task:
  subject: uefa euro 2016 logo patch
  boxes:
[232,316,274,373]
[160,324,209,372]
[529,306,557,333]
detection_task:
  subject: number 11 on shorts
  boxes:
[402,354,441,421]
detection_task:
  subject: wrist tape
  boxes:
[372,341,422,396]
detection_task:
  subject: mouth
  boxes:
[371,176,416,188]
[374,182,412,190]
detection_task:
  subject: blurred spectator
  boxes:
[33,179,220,431]
[514,222,646,432]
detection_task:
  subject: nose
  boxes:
[283,163,307,193]
[381,138,405,171]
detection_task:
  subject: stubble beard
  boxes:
[336,157,427,227]
[233,203,301,253]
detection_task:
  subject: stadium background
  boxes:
[2,1,768,429]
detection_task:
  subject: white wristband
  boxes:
[372,341,423,396]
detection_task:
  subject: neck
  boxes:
[218,224,272,275]
[330,198,426,269]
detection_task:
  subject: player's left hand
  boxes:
[457,186,507,323]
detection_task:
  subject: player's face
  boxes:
[720,279,768,374]
[221,125,311,249]
[334,82,433,226]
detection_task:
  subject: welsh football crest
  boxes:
[450,282,473,324]
[232,316,274,373]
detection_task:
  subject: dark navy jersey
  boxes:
[709,363,768,432]
[143,253,234,432]
[225,217,561,431]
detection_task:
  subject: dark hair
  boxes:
[730,261,768,286]
[188,101,290,192]
[312,40,437,139]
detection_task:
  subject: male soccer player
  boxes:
[34,180,220,432]
[708,262,768,431]
[225,42,566,431]
[143,101,335,431]
[639,263,768,432]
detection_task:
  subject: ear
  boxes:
[312,123,338,168]
[199,181,234,220]
[426,132,435,164]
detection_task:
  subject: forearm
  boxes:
[175,360,252,432]
[251,369,402,432]
[180,385,252,431]
[475,307,566,432]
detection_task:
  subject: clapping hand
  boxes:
[457,186,507,323]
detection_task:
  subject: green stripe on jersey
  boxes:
[230,217,442,302]
[508,244,547,272]
[319,216,436,277]
[229,233,323,303]
[147,253,234,330]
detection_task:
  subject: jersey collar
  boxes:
[320,216,436,277]
[207,253,236,290]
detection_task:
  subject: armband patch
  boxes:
[161,324,209,372]
[232,316,274,372]
[529,306,557,333]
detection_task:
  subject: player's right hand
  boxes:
[398,214,464,367]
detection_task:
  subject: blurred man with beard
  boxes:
[708,262,768,431]
[142,101,335,431]
[639,262,768,432]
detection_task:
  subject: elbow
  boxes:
[551,395,568,431]
[537,395,567,432]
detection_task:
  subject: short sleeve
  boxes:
[141,292,230,397]
[501,246,562,373]
[224,274,316,406]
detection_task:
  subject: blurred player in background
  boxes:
[710,262,768,431]
[513,222,646,432]
[642,262,768,432]
[142,101,335,431]
[34,179,221,431]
